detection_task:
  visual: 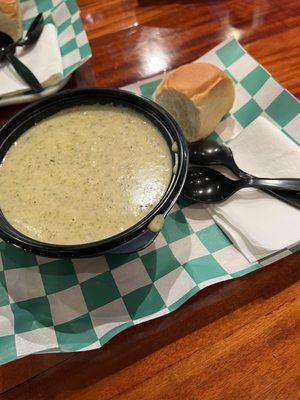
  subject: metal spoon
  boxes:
[0,32,43,93]
[182,166,300,204]
[189,140,300,208]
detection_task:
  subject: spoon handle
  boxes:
[225,148,251,178]
[6,52,43,93]
[248,177,300,192]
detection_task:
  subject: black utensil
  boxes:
[189,140,248,177]
[189,140,300,208]
[182,166,300,204]
[1,14,44,56]
[0,32,12,61]
[0,32,43,93]
[17,13,44,48]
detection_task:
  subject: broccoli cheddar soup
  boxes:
[0,105,173,244]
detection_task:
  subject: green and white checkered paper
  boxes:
[0,39,299,365]
[21,0,92,78]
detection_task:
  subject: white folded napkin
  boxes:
[209,116,300,262]
[0,24,63,97]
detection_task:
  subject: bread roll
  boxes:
[0,0,23,41]
[153,62,235,142]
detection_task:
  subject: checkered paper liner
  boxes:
[0,39,299,365]
[20,0,92,79]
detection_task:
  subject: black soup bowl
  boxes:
[0,88,188,258]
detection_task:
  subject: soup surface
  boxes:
[0,105,172,244]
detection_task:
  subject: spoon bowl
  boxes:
[189,139,249,177]
[182,166,243,203]
[0,32,14,61]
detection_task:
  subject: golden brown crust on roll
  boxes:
[153,62,235,142]
[0,0,23,41]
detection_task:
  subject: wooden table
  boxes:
[0,1,299,399]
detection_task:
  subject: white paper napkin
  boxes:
[0,24,63,97]
[209,116,300,262]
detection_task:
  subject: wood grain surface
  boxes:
[0,0,299,399]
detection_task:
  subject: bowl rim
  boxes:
[0,87,189,257]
